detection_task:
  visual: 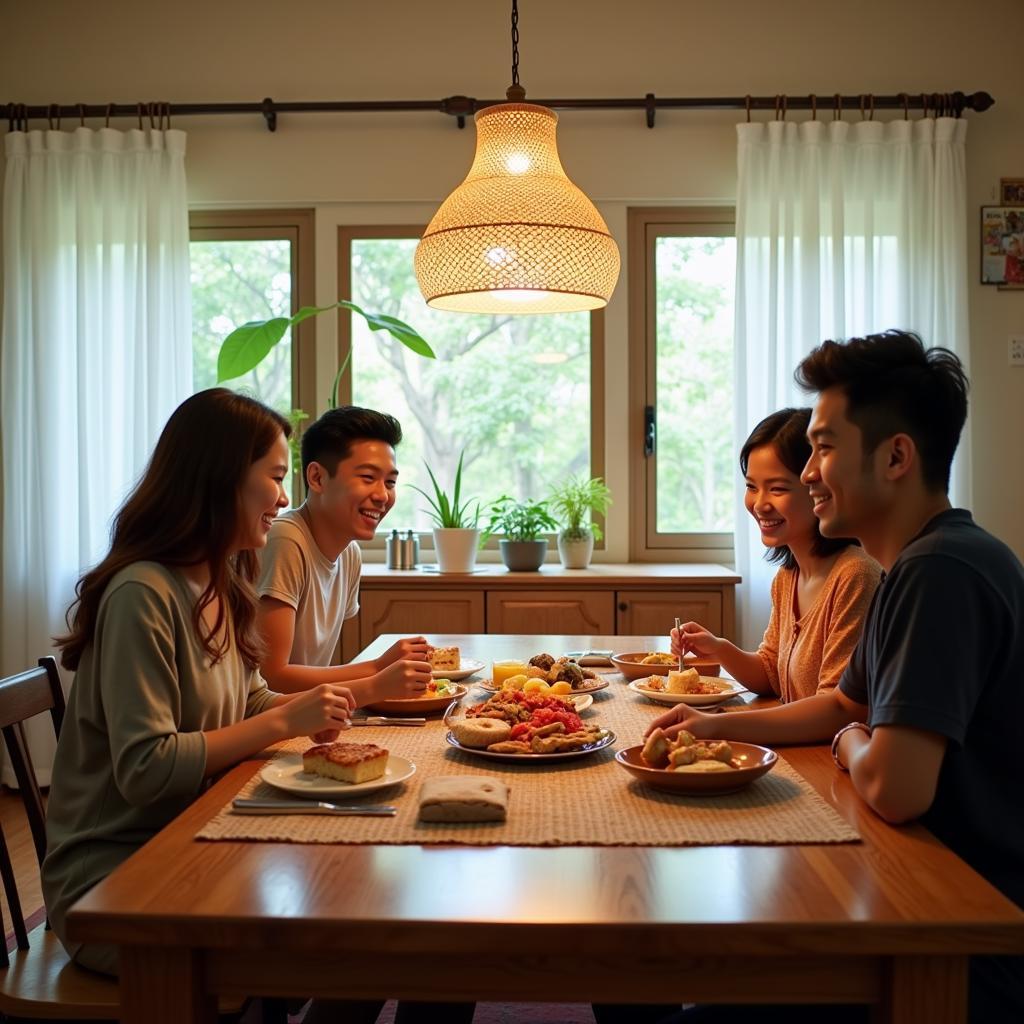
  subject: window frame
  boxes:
[336,224,607,552]
[189,209,316,495]
[628,206,736,562]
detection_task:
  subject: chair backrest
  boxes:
[0,656,65,967]
[0,656,65,868]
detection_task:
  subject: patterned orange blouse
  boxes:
[757,545,882,703]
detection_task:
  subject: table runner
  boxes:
[197,677,859,847]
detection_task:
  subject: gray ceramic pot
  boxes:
[499,539,548,572]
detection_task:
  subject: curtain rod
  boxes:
[4,91,994,133]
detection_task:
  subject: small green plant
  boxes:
[217,301,435,409]
[411,451,480,529]
[482,496,558,543]
[548,475,613,540]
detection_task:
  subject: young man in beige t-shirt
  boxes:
[257,406,431,704]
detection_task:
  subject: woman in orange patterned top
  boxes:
[671,408,881,702]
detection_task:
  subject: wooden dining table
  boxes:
[67,633,1024,1023]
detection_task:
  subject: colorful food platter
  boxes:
[445,729,616,764]
[477,676,609,695]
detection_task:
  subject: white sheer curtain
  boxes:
[1,126,192,783]
[733,116,969,648]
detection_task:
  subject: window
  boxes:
[629,208,736,558]
[337,227,605,536]
[189,210,315,498]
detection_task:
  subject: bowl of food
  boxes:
[615,732,776,795]
[611,651,721,681]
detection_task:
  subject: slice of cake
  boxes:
[427,645,460,671]
[302,742,389,784]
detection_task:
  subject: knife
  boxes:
[232,798,397,816]
[350,716,426,726]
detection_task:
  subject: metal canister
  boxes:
[386,528,403,569]
[402,529,419,569]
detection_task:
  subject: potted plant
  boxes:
[548,475,613,569]
[412,451,481,573]
[482,496,558,572]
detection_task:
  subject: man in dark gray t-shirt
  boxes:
[649,331,1023,1022]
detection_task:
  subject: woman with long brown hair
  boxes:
[43,389,357,977]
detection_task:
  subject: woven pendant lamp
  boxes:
[415,2,620,315]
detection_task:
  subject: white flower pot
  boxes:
[432,528,481,573]
[557,532,594,569]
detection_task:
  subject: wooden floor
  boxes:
[1,786,44,940]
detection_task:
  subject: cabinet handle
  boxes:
[618,601,628,612]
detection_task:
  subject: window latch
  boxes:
[644,405,656,457]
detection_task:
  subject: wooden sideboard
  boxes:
[341,563,739,660]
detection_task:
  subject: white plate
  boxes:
[432,658,485,681]
[261,752,416,798]
[445,730,616,764]
[569,693,594,712]
[627,677,747,707]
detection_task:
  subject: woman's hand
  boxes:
[374,635,430,671]
[645,703,719,742]
[277,683,356,738]
[371,659,432,701]
[670,621,723,659]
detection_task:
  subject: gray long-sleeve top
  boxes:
[42,561,278,965]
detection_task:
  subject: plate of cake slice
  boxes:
[427,644,485,681]
[261,743,416,798]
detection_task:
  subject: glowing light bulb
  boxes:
[505,153,530,174]
[489,289,538,303]
[486,247,514,267]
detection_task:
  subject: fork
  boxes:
[350,716,426,727]
[674,616,684,672]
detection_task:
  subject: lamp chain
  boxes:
[511,0,520,87]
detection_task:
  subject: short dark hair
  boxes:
[740,407,856,570]
[795,330,968,493]
[300,405,402,484]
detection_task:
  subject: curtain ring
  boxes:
[780,94,787,120]
[105,103,112,128]
[78,103,86,128]
[18,102,27,131]
[745,94,751,123]
[900,92,909,120]
[810,94,817,120]
[868,94,875,120]
[921,93,928,119]
[137,101,144,130]
[47,102,60,130]
[833,93,842,121]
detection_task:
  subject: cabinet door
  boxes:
[615,590,723,637]
[486,590,615,634]
[359,589,485,648]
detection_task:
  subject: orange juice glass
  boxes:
[492,661,530,687]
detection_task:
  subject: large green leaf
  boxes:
[217,318,290,383]
[217,301,435,385]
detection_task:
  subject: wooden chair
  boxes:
[0,655,122,1020]
[0,656,271,1022]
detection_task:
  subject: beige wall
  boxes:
[4,0,1023,557]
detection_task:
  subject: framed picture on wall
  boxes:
[981,206,1024,287]
[1000,178,1024,204]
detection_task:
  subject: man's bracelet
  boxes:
[831,721,871,771]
